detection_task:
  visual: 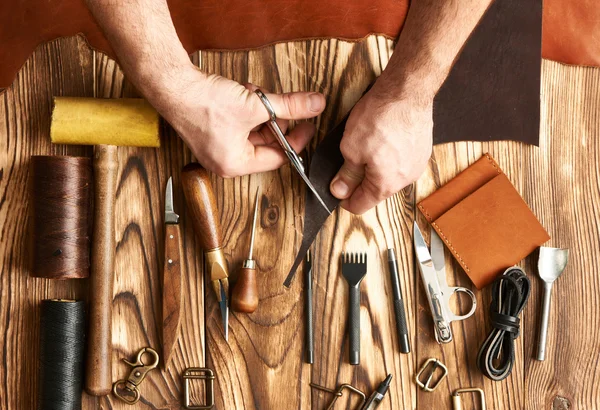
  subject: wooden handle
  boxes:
[162,223,183,368]
[231,266,259,313]
[85,144,118,396]
[181,163,222,250]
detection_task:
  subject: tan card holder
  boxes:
[418,154,550,289]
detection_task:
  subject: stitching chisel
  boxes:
[181,164,230,341]
[162,177,184,367]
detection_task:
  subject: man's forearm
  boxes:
[85,0,193,103]
[378,0,494,105]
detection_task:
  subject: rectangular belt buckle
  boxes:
[183,368,215,409]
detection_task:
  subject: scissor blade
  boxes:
[165,177,179,224]
[413,222,433,266]
[297,170,332,215]
[219,282,229,341]
[430,229,446,275]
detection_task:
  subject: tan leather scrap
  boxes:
[1,0,599,91]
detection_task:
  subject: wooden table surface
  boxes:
[1,35,599,410]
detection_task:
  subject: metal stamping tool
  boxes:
[305,250,314,364]
[415,358,448,392]
[183,368,215,409]
[452,388,486,410]
[387,248,411,353]
[254,89,331,214]
[112,347,159,405]
[341,252,368,365]
[413,222,477,343]
[536,246,569,361]
[310,382,366,409]
[360,374,393,410]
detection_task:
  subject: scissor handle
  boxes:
[447,287,477,322]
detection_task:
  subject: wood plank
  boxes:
[523,60,600,410]
[1,34,600,410]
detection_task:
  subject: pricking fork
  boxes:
[341,252,368,365]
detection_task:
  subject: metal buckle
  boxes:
[415,358,448,392]
[452,388,486,410]
[310,382,366,409]
[113,347,160,404]
[183,368,216,409]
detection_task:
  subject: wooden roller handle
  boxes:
[181,163,222,250]
[231,266,259,313]
[85,144,118,396]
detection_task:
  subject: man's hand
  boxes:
[330,85,432,214]
[331,0,493,214]
[152,68,325,177]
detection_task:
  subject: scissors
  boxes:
[413,222,477,343]
[254,90,331,214]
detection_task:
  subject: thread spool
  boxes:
[29,156,92,279]
[38,299,86,410]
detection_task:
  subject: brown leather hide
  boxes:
[0,0,598,91]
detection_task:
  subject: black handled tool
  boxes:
[387,248,411,353]
[304,250,314,364]
[341,252,368,365]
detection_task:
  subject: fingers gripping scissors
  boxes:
[413,222,477,343]
[254,90,331,214]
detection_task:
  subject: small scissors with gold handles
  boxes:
[112,347,160,405]
[414,222,477,343]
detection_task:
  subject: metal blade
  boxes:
[219,282,229,341]
[430,229,446,276]
[165,177,179,224]
[291,160,331,215]
[413,222,433,267]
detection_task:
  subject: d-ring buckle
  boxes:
[112,347,160,405]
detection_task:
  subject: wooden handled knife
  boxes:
[162,176,183,368]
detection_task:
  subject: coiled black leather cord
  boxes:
[477,267,530,381]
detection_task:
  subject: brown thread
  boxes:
[30,156,92,279]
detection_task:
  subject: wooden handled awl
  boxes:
[181,164,230,341]
[162,177,183,368]
[50,97,160,396]
[231,188,260,313]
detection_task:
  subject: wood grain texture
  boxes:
[0,36,599,410]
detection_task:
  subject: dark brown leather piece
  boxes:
[418,155,550,289]
[433,0,542,145]
[1,0,599,92]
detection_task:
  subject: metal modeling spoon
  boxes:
[536,246,569,360]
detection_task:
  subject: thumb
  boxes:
[251,91,326,121]
[330,161,365,200]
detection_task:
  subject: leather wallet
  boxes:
[417,154,550,289]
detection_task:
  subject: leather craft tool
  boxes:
[452,388,486,410]
[181,163,230,340]
[254,89,330,214]
[416,358,448,392]
[231,188,260,313]
[304,250,314,364]
[414,222,477,344]
[183,368,216,409]
[387,248,410,353]
[341,252,368,365]
[112,347,160,405]
[536,246,569,361]
[360,374,392,410]
[310,382,366,410]
[50,97,160,396]
[477,267,530,381]
[162,177,183,368]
